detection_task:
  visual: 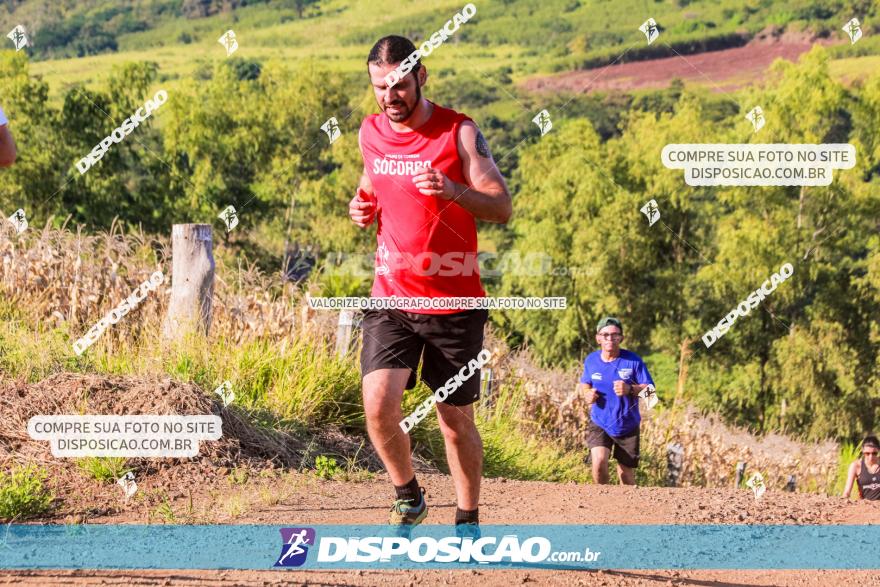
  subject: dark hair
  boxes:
[863,436,880,450]
[367,35,420,75]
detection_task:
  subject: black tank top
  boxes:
[857,458,880,500]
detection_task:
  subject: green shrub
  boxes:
[0,464,55,520]
[314,455,341,480]
[75,457,132,483]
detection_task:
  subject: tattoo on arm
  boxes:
[475,130,491,159]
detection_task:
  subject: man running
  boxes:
[843,436,880,500]
[349,35,511,531]
[578,317,654,485]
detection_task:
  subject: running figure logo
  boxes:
[117,472,137,500]
[218,205,239,232]
[532,110,552,136]
[639,384,659,410]
[214,380,235,407]
[8,209,27,234]
[639,18,659,45]
[218,30,238,56]
[275,527,316,567]
[321,117,341,144]
[745,106,765,133]
[640,199,660,227]
[7,25,28,51]
[746,472,766,500]
[843,18,862,45]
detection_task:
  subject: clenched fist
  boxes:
[582,382,599,404]
[613,379,632,397]
[349,188,376,228]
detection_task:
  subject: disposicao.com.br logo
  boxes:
[271,526,602,568]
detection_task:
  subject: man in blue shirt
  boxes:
[578,317,655,485]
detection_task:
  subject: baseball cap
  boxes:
[596,316,623,333]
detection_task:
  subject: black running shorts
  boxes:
[586,419,640,468]
[360,308,489,406]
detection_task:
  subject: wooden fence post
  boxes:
[480,367,494,398]
[735,461,747,487]
[335,310,354,357]
[667,443,685,487]
[162,224,215,342]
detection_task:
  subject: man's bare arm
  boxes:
[451,121,511,223]
[359,165,373,195]
[349,165,377,228]
[0,124,17,168]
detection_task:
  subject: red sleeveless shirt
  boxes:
[359,101,485,314]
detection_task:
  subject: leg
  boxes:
[591,446,611,484]
[362,368,414,486]
[587,419,613,484]
[359,310,424,487]
[415,309,489,511]
[616,463,636,485]
[611,428,640,486]
[435,402,482,510]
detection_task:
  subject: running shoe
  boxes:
[389,487,427,526]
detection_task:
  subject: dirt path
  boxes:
[522,31,834,95]
[3,473,880,585]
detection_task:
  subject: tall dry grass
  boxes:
[0,220,594,482]
[0,220,841,490]
[508,351,841,493]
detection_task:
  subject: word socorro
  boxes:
[73,271,164,355]
[76,90,168,174]
[371,157,432,176]
[400,349,491,433]
[384,3,476,89]
[702,262,793,348]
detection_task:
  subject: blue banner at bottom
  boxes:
[0,524,878,570]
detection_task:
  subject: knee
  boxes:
[591,453,609,468]
[439,417,479,445]
[362,386,400,425]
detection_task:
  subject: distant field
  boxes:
[16,0,878,103]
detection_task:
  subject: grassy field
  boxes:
[20,0,879,104]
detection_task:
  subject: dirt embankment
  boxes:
[523,29,836,95]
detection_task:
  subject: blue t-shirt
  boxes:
[579,349,654,436]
